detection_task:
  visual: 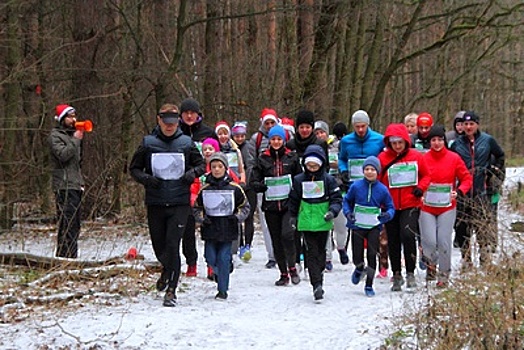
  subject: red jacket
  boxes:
[377,123,431,210]
[421,146,472,216]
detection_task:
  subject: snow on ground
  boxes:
[0,168,522,350]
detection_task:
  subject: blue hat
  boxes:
[268,124,286,141]
[362,156,381,174]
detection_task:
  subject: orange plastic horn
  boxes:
[75,120,93,132]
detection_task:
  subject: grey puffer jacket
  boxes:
[48,126,84,191]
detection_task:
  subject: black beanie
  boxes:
[180,98,201,114]
[427,125,446,140]
[296,110,315,127]
[333,122,348,139]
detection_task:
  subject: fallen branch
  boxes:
[0,252,132,270]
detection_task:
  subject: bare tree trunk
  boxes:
[1,4,21,229]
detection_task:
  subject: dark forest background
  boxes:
[1,0,523,228]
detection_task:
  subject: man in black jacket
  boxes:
[450,111,505,268]
[130,103,205,307]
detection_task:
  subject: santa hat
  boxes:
[280,117,295,136]
[260,108,279,124]
[54,104,75,123]
[215,121,230,135]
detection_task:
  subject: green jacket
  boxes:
[48,127,84,191]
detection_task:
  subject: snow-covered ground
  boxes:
[0,168,522,350]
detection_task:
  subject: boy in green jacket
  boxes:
[289,144,342,302]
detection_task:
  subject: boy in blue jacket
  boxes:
[343,156,395,297]
[194,152,250,300]
[289,144,342,302]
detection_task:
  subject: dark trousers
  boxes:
[303,231,329,288]
[182,214,198,266]
[55,189,82,258]
[385,208,419,275]
[352,228,380,287]
[147,205,190,288]
[239,188,257,247]
[265,210,296,275]
[455,195,496,263]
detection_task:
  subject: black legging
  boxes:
[265,210,296,275]
[385,208,419,275]
[147,205,190,288]
[351,227,380,287]
[303,231,329,288]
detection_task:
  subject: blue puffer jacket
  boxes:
[338,128,384,173]
[343,177,395,230]
[450,131,504,196]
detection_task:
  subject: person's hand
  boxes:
[183,170,196,183]
[144,175,161,189]
[346,213,356,224]
[341,171,350,184]
[203,215,212,226]
[377,212,391,224]
[289,217,297,230]
[324,211,335,222]
[73,130,84,140]
[412,187,423,198]
[254,183,268,193]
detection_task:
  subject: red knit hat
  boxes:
[417,112,433,127]
[215,120,230,135]
[54,104,75,123]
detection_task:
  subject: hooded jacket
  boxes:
[422,146,472,216]
[377,123,431,210]
[288,145,342,231]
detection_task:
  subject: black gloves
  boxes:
[341,171,350,184]
[183,170,196,184]
[324,211,335,222]
[456,189,464,197]
[346,213,356,224]
[377,212,391,224]
[202,215,212,226]
[253,183,269,193]
[144,175,161,189]
[412,187,423,198]
[289,217,297,230]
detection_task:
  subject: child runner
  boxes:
[193,152,250,300]
[343,156,395,297]
[289,144,342,301]
[250,124,303,286]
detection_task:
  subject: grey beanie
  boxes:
[209,152,229,169]
[362,155,381,174]
[314,120,329,134]
[351,110,370,125]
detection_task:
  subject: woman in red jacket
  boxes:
[420,125,472,287]
[378,123,431,291]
